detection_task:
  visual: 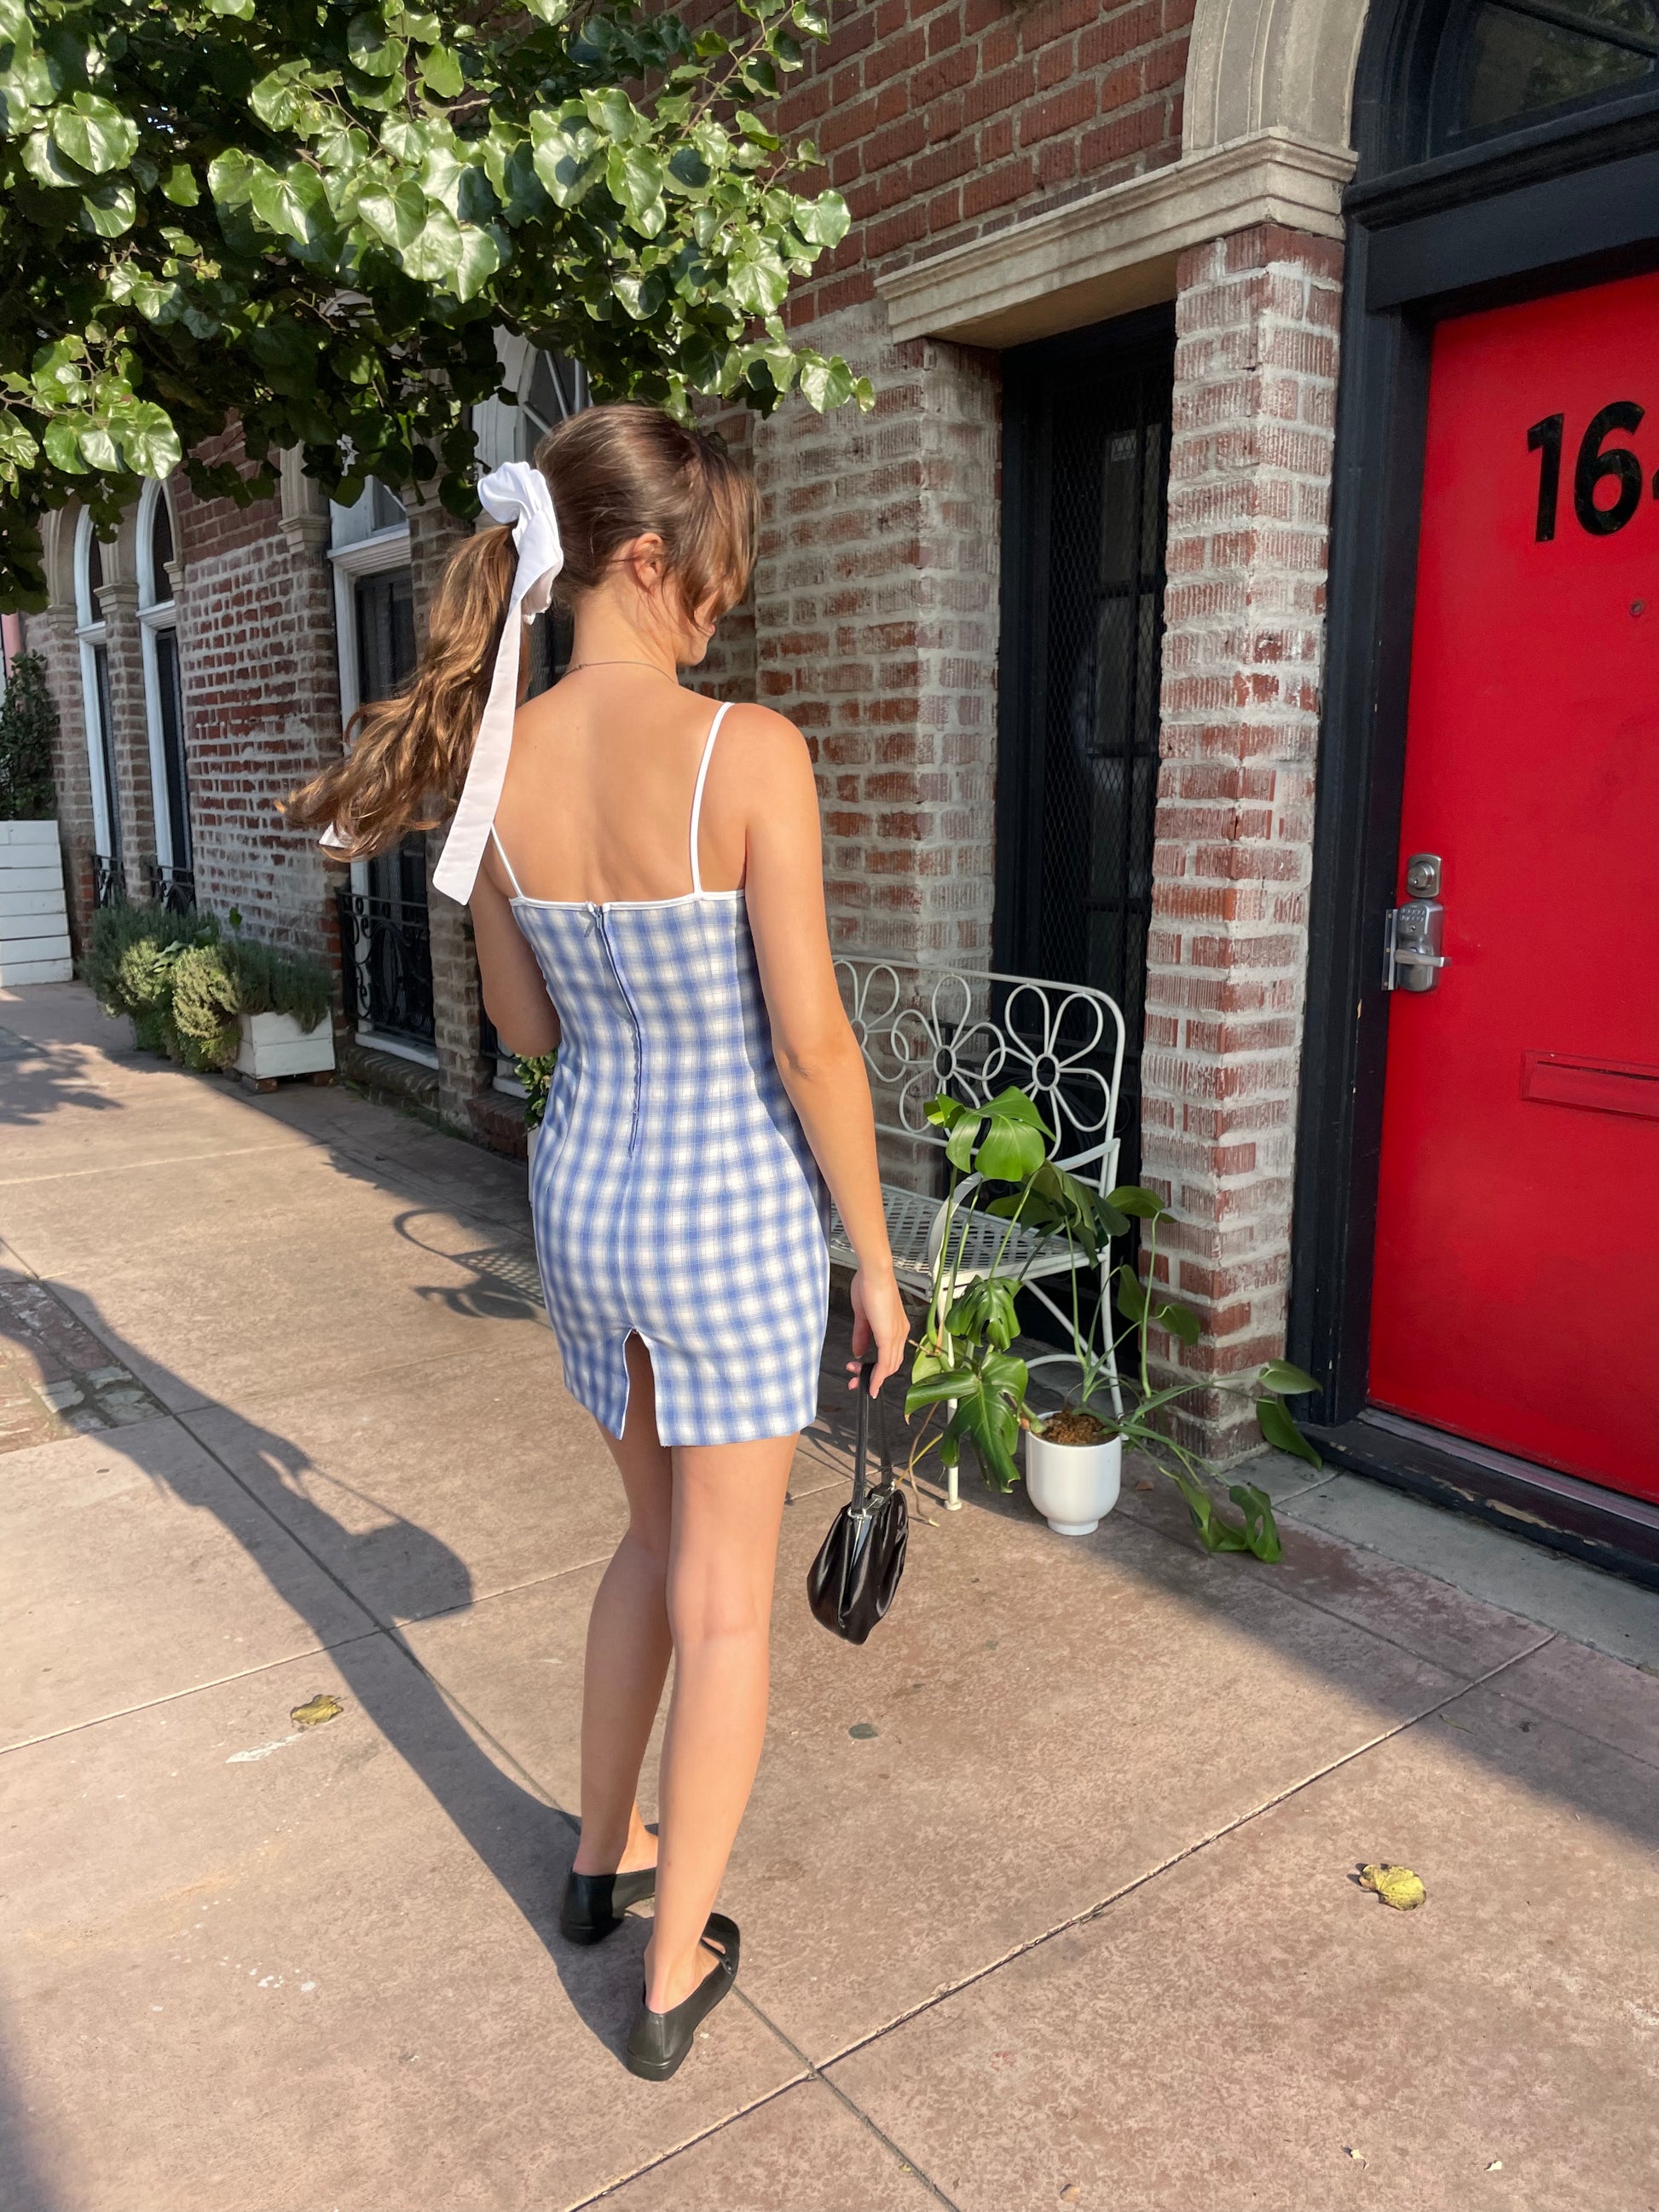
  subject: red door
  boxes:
[1369,269,1659,1504]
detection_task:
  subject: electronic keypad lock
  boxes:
[1383,853,1450,993]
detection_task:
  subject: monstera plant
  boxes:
[905,1088,1319,1562]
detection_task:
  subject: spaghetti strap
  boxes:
[688,701,733,895]
[489,823,526,902]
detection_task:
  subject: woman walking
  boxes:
[289,403,909,2079]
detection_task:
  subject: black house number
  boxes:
[1527,403,1651,541]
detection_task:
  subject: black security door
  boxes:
[997,310,1175,1187]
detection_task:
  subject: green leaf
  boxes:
[606,143,666,223]
[794,187,850,247]
[1228,1482,1284,1562]
[21,128,86,188]
[1257,1397,1322,1470]
[419,43,464,98]
[42,415,88,472]
[924,1094,967,1129]
[249,165,314,242]
[50,92,138,176]
[0,410,40,469]
[1155,1299,1201,1348]
[1114,1262,1147,1325]
[347,13,403,76]
[161,160,199,206]
[451,221,508,301]
[114,400,182,477]
[529,114,602,206]
[1258,1359,1318,1396]
[974,1117,1046,1182]
[585,86,638,143]
[356,179,426,248]
[1107,1185,1168,1221]
[78,180,136,235]
[944,1112,983,1174]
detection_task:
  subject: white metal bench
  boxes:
[829,957,1127,1507]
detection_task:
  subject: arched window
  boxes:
[73,510,122,904]
[1433,0,1659,153]
[136,480,193,910]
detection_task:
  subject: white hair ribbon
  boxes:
[423,459,564,904]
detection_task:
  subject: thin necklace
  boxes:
[565,657,679,679]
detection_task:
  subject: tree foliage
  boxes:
[0,647,59,814]
[0,0,868,608]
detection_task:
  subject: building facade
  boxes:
[23,0,1659,1568]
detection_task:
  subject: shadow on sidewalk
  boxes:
[0,1020,125,1133]
[47,1285,656,2069]
[0,2032,60,2212]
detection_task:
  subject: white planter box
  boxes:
[1025,1430,1122,1537]
[0,821,71,985]
[234,1010,335,1079]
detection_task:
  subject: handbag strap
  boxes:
[850,1351,895,1514]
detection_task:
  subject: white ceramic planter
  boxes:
[1025,1429,1122,1536]
[234,1010,335,1079]
[0,820,71,985]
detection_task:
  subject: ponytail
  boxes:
[284,523,517,859]
[286,401,754,863]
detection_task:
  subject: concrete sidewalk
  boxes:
[2,982,1656,2212]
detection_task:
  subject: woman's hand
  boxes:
[849,1264,910,1399]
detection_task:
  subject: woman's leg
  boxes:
[573,1332,676,1877]
[644,1430,796,2013]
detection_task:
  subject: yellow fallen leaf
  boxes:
[1360,1862,1425,1910]
[290,1694,344,1730]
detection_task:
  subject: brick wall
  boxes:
[171,439,344,960]
[777,0,1192,328]
[1141,223,1344,1456]
[752,299,1001,963]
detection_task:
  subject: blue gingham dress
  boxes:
[496,702,829,1445]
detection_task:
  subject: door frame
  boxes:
[1289,54,1659,1580]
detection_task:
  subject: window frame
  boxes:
[1431,0,1659,158]
[72,507,118,861]
[135,476,191,879]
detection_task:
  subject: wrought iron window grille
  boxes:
[335,887,436,1049]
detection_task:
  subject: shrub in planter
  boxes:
[517,1052,556,1131]
[169,943,242,1070]
[85,902,212,1052]
[87,904,332,1072]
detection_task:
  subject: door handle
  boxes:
[1384,853,1450,994]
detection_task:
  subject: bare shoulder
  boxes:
[713,702,818,801]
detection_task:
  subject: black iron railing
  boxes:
[93,853,126,909]
[335,887,436,1048]
[147,861,195,915]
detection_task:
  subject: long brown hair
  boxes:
[285,402,756,860]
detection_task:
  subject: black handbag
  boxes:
[806,1354,908,1644]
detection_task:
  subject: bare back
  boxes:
[487,669,748,906]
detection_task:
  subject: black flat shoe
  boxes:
[624,1913,740,2082]
[559,1863,656,1945]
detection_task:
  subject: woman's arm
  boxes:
[737,710,910,1395]
[470,861,562,1058]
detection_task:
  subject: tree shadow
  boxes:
[0,1021,125,1129]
